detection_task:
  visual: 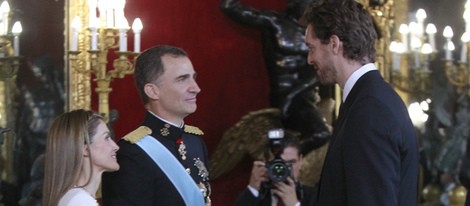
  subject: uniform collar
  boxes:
[148,110,184,128]
[143,112,184,141]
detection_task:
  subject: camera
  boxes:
[265,128,293,184]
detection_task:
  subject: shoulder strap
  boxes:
[184,124,204,135]
[136,135,205,206]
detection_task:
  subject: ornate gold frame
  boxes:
[66,0,92,112]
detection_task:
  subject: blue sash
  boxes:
[136,135,205,206]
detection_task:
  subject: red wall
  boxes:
[91,0,287,204]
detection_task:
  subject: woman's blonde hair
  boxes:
[42,109,103,206]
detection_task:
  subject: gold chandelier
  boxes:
[389,8,434,98]
[443,1,470,96]
[68,0,142,121]
[390,1,470,97]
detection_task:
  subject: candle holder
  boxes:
[389,47,435,100]
[444,60,470,96]
[389,8,436,100]
[0,35,21,80]
[391,66,432,98]
[68,0,142,122]
[68,27,139,121]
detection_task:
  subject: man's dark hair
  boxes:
[134,45,188,104]
[283,130,302,156]
[302,0,377,64]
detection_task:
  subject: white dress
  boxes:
[58,188,98,206]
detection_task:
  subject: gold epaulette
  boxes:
[184,125,204,135]
[123,126,152,144]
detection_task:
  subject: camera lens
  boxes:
[268,161,289,182]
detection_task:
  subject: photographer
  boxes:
[235,133,316,206]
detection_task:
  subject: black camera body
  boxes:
[260,128,304,201]
[265,128,293,184]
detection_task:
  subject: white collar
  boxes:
[342,63,377,103]
[148,110,183,128]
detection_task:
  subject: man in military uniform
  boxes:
[102,45,211,206]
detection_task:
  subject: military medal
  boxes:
[194,158,209,181]
[160,124,170,136]
[176,138,187,160]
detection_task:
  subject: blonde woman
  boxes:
[42,109,119,206]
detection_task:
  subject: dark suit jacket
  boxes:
[101,112,210,206]
[235,184,316,206]
[316,70,419,206]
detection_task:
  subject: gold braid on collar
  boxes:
[184,125,204,135]
[123,126,152,144]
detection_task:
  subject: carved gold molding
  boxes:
[392,0,410,104]
[0,80,16,184]
[66,0,92,112]
[366,0,410,103]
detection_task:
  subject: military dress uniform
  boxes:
[102,112,211,206]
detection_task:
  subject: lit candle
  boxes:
[425,24,437,51]
[464,7,470,33]
[114,0,126,27]
[389,41,403,71]
[421,43,432,71]
[410,36,422,68]
[105,0,114,27]
[89,17,99,51]
[71,16,82,51]
[97,0,106,26]
[132,18,143,53]
[88,0,97,26]
[11,21,22,56]
[399,24,409,52]
[461,32,470,63]
[0,22,4,37]
[409,22,419,41]
[118,17,129,52]
[447,41,455,61]
[416,9,427,39]
[0,1,9,35]
[443,26,454,60]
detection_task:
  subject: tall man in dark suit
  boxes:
[302,0,419,205]
[235,136,316,206]
[101,45,211,206]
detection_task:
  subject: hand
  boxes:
[248,161,268,191]
[271,177,299,206]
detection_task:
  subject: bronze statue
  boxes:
[220,0,330,153]
[14,55,64,203]
[210,0,334,180]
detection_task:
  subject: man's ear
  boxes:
[144,83,159,100]
[330,35,342,55]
